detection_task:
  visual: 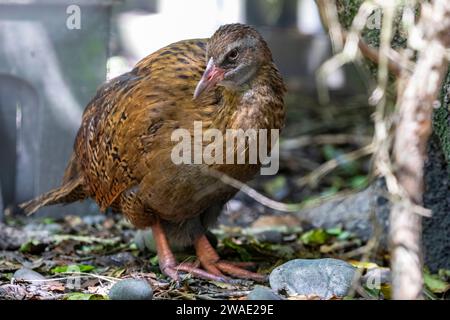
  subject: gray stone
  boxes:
[97,252,138,267]
[109,279,153,300]
[13,268,46,282]
[255,230,284,244]
[295,180,389,243]
[269,258,356,299]
[247,286,283,300]
[82,215,106,226]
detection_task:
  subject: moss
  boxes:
[335,0,450,164]
[434,69,450,166]
[336,0,408,48]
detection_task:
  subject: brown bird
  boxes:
[20,23,286,282]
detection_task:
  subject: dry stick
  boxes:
[203,142,371,213]
[390,0,450,300]
[356,37,413,77]
[316,1,377,104]
[296,144,374,188]
[281,134,372,150]
[315,0,344,52]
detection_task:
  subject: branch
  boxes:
[390,0,450,300]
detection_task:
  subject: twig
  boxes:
[281,134,372,150]
[316,1,377,104]
[316,0,344,52]
[203,168,302,212]
[295,144,374,188]
[356,36,413,77]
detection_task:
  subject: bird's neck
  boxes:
[211,63,285,132]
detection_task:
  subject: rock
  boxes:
[254,230,283,244]
[82,215,106,226]
[295,181,389,243]
[269,258,356,299]
[108,279,153,300]
[24,222,62,234]
[247,286,283,300]
[250,215,301,232]
[96,252,138,267]
[13,268,46,282]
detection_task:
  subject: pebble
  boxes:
[247,286,283,300]
[254,230,283,244]
[269,258,356,299]
[108,279,153,300]
[97,252,137,267]
[13,268,46,282]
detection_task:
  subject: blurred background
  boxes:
[0,0,373,220]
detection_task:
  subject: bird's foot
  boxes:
[194,234,267,283]
[151,221,266,283]
[159,259,264,283]
[199,259,267,283]
[159,261,230,283]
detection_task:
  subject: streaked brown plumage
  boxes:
[21,24,286,282]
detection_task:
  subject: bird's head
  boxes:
[194,23,273,99]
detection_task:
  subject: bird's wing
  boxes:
[75,39,212,211]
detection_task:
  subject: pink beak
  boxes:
[193,58,225,99]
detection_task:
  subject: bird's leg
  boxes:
[151,221,179,281]
[151,221,228,283]
[194,234,267,282]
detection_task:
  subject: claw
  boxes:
[151,221,266,284]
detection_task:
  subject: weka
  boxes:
[21,23,286,282]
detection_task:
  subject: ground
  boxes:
[0,93,448,300]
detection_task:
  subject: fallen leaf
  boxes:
[251,215,300,230]
[65,292,107,300]
[348,260,379,269]
[300,229,329,245]
[52,264,95,274]
[424,272,450,294]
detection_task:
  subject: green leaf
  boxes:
[19,240,39,253]
[300,229,329,245]
[65,293,107,300]
[424,272,450,293]
[325,227,351,240]
[149,255,159,266]
[350,175,369,189]
[222,238,251,261]
[41,218,55,225]
[438,269,450,279]
[337,231,351,240]
[322,145,338,161]
[263,176,287,197]
[52,264,95,274]
[325,227,342,236]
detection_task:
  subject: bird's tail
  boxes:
[19,176,86,215]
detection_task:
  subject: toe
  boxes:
[176,264,229,283]
[216,261,267,282]
[161,266,180,282]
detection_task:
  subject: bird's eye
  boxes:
[227,49,239,61]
